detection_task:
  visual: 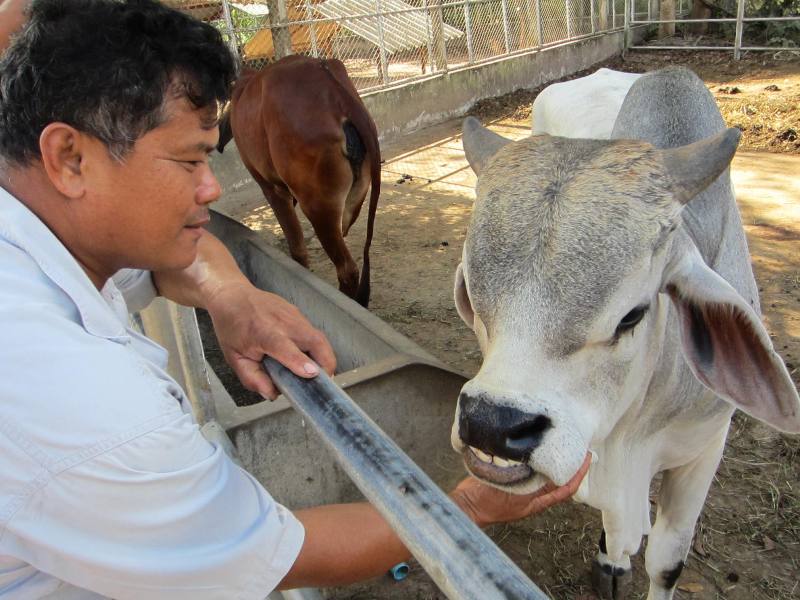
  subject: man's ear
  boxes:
[39,123,88,199]
[454,262,474,328]
[665,246,800,433]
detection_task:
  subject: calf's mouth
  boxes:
[463,445,534,485]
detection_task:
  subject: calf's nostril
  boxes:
[505,415,552,453]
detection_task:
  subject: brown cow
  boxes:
[218,55,380,307]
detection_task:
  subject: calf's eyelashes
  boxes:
[614,304,649,339]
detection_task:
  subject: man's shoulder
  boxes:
[0,248,185,468]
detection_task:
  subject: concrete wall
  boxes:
[211,31,627,193]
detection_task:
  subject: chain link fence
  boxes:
[164,0,630,93]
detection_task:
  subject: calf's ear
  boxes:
[665,248,800,433]
[454,263,474,328]
[462,117,511,175]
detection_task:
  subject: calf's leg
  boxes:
[592,531,633,600]
[644,427,727,600]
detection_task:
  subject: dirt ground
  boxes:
[213,49,799,599]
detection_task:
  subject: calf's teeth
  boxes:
[472,447,493,463]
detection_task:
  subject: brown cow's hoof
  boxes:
[591,559,632,599]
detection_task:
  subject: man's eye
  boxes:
[614,305,648,338]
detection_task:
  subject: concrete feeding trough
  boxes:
[141,209,469,510]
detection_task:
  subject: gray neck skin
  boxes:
[611,69,759,312]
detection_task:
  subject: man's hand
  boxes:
[205,282,336,400]
[153,231,336,400]
[450,453,591,528]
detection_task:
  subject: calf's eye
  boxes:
[615,305,648,337]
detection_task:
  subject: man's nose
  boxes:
[458,392,552,462]
[197,166,222,204]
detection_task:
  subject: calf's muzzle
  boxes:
[458,393,552,461]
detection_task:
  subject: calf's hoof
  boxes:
[591,559,632,599]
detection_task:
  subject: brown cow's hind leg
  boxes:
[291,154,361,301]
[256,177,310,268]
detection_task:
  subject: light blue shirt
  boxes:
[0,187,304,599]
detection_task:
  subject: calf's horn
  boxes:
[462,116,512,175]
[660,127,741,205]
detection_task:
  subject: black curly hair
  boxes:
[0,0,237,166]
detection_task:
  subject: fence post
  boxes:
[501,0,512,52]
[219,0,240,59]
[598,0,608,30]
[375,0,390,83]
[734,0,745,60]
[464,0,475,63]
[430,0,448,71]
[422,0,435,72]
[591,0,596,33]
[659,0,675,36]
[266,0,293,59]
[612,0,616,28]
[536,0,544,46]
[623,0,630,52]
[304,0,319,57]
[566,0,573,37]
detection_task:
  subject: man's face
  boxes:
[80,95,221,277]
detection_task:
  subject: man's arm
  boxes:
[153,230,336,399]
[279,456,591,590]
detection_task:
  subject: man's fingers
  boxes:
[301,329,336,376]
[528,453,591,509]
[267,336,324,379]
[231,355,279,400]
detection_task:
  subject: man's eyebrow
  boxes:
[173,141,216,154]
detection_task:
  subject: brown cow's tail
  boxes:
[216,102,234,153]
[217,68,257,154]
[355,134,380,308]
[320,59,381,308]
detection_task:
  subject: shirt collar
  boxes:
[0,186,129,341]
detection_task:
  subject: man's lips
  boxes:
[185,216,210,229]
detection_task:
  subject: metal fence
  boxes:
[167,0,628,93]
[166,0,798,94]
[627,0,800,59]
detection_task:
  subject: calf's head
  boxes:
[453,117,800,494]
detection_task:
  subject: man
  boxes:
[0,1,589,598]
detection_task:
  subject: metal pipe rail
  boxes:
[625,0,800,59]
[262,357,550,600]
